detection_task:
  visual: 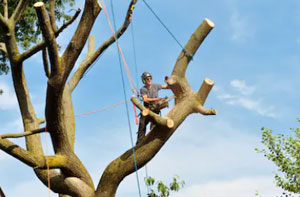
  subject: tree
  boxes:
[258,120,300,195]
[145,175,185,197]
[0,0,216,196]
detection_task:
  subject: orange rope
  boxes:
[65,100,128,118]
[100,0,138,95]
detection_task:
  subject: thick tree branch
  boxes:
[39,155,68,169]
[19,8,81,62]
[42,48,50,78]
[172,18,214,78]
[69,0,137,92]
[11,0,30,23]
[3,0,8,19]
[61,0,101,81]
[0,127,46,139]
[34,2,60,76]
[131,96,174,128]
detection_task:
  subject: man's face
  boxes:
[146,76,152,85]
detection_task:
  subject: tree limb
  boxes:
[0,127,46,139]
[19,8,81,62]
[55,8,81,36]
[131,96,174,128]
[34,2,60,76]
[69,0,137,92]
[194,105,217,115]
[61,0,101,81]
[197,78,214,105]
[42,48,50,78]
[11,0,30,24]
[172,18,214,78]
[3,0,8,19]
[0,137,42,168]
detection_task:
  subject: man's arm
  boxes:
[142,94,162,103]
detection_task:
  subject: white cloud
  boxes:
[230,79,255,95]
[230,10,255,43]
[214,80,277,118]
[0,80,18,110]
[173,176,286,197]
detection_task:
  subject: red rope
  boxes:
[100,0,138,96]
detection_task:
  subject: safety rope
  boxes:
[100,0,142,196]
[141,0,193,58]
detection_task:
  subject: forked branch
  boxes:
[11,0,30,23]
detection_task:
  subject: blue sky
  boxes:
[1,0,300,196]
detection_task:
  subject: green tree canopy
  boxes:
[0,0,74,75]
[258,120,300,194]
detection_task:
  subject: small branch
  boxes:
[3,0,8,19]
[42,48,50,78]
[0,127,46,139]
[194,105,217,115]
[34,2,60,76]
[11,0,30,24]
[54,8,81,36]
[69,0,137,92]
[0,42,7,54]
[131,96,174,128]
[197,78,214,105]
[19,8,81,62]
[172,18,214,78]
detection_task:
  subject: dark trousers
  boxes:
[136,110,160,145]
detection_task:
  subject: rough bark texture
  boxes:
[0,1,216,196]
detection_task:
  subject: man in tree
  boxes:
[136,71,169,144]
[0,0,217,195]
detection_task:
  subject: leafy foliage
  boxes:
[0,0,75,74]
[257,120,300,194]
[145,175,185,197]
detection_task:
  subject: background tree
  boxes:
[258,120,300,195]
[0,0,216,196]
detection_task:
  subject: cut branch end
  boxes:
[204,18,215,28]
